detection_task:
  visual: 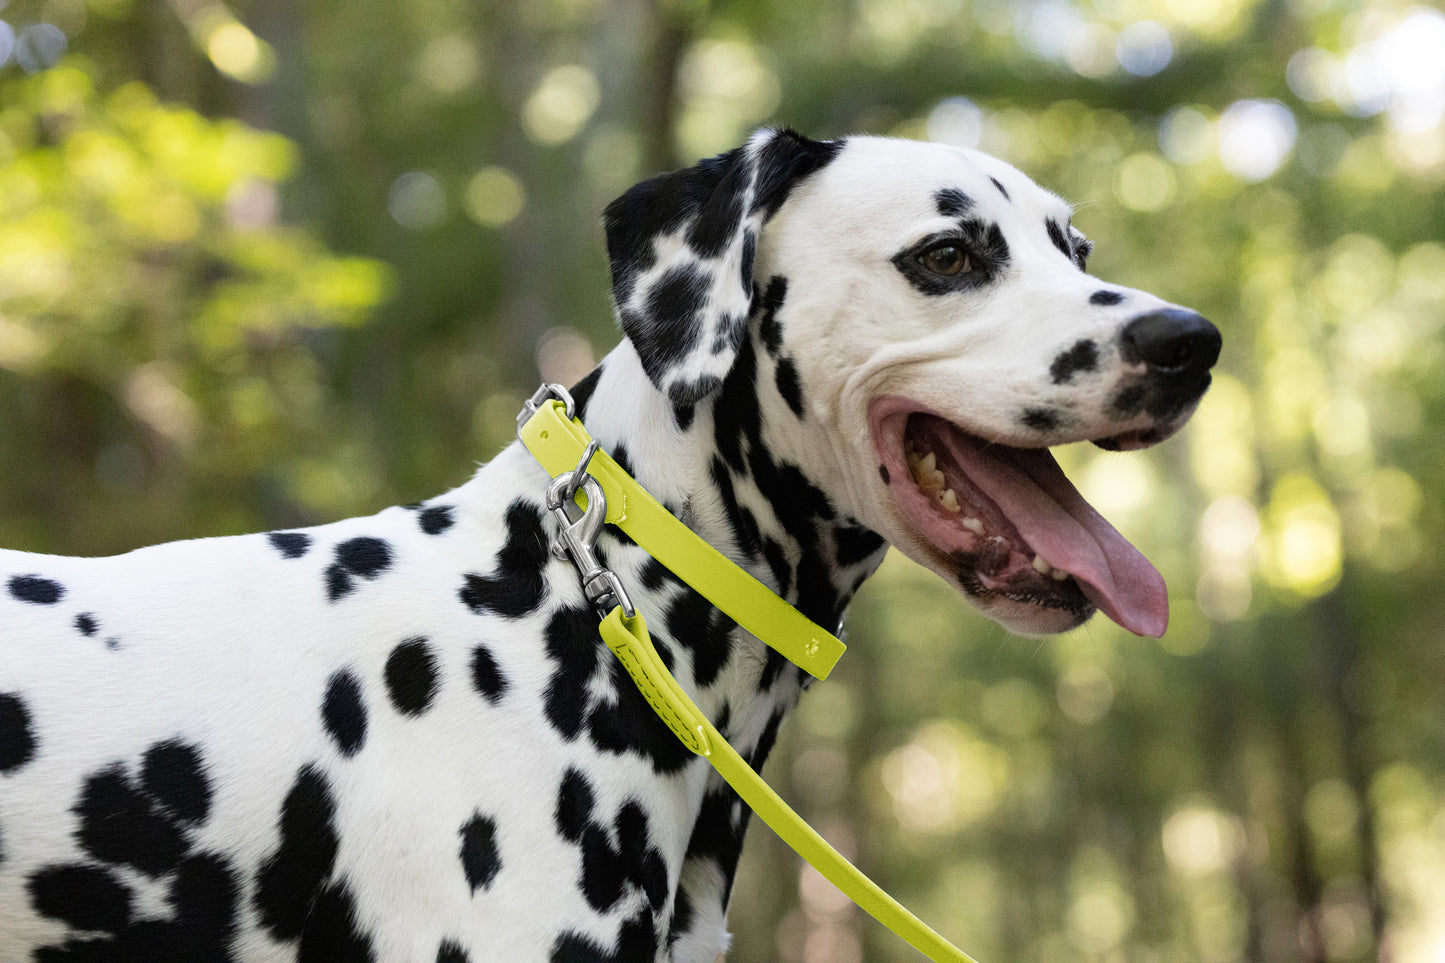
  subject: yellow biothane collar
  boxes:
[517,397,845,681]
[519,394,978,963]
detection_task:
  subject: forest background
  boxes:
[2,0,1444,960]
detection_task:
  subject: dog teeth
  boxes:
[937,488,960,513]
[962,515,984,535]
[1031,554,1072,581]
[908,450,946,492]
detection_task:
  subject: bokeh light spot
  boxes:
[207,22,271,83]
[1217,99,1296,182]
[522,64,600,147]
[1114,152,1176,211]
[1056,664,1114,724]
[1162,804,1239,876]
[1159,105,1213,165]
[388,171,446,230]
[1066,23,1116,78]
[926,97,984,148]
[1287,47,1337,103]
[0,22,17,68]
[417,34,482,94]
[15,22,66,73]
[1115,21,1173,77]
[1265,474,1342,597]
[464,166,524,228]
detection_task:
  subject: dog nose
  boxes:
[1120,309,1221,379]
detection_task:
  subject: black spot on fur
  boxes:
[556,767,596,843]
[775,357,805,417]
[571,798,668,917]
[1045,217,1072,259]
[326,537,393,602]
[74,765,189,876]
[671,375,720,408]
[550,910,658,963]
[336,537,391,577]
[935,187,974,217]
[685,158,748,260]
[8,574,63,604]
[253,766,341,940]
[759,648,790,691]
[322,670,368,756]
[762,537,792,598]
[460,500,549,618]
[673,401,696,431]
[751,710,786,771]
[587,656,694,773]
[622,265,708,390]
[683,787,749,900]
[28,864,133,932]
[0,693,37,773]
[268,532,312,559]
[1111,383,1148,419]
[618,802,668,912]
[27,739,238,959]
[1090,289,1124,306]
[570,366,603,421]
[739,231,756,294]
[140,741,211,824]
[667,886,694,951]
[579,822,625,912]
[326,566,354,602]
[835,523,885,568]
[1051,339,1099,384]
[75,612,98,637]
[437,941,472,963]
[29,852,240,960]
[878,464,890,484]
[469,644,509,705]
[663,587,736,689]
[1022,408,1060,432]
[750,130,843,219]
[710,456,761,560]
[543,605,603,740]
[385,638,440,717]
[990,176,1010,200]
[420,505,455,535]
[459,812,501,894]
[757,276,788,356]
[297,882,374,962]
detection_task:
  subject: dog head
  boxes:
[604,130,1220,639]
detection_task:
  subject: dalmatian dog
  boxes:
[0,129,1219,962]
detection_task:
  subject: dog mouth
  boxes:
[869,398,1168,637]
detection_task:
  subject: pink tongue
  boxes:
[948,435,1168,637]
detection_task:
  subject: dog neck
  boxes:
[568,337,888,675]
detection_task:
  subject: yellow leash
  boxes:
[517,384,978,963]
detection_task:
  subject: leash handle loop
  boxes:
[598,609,979,963]
[601,609,709,756]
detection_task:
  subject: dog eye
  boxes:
[919,244,971,276]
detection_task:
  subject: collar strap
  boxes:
[517,396,845,680]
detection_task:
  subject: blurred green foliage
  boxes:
[2,0,1444,961]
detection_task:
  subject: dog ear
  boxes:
[603,128,841,405]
